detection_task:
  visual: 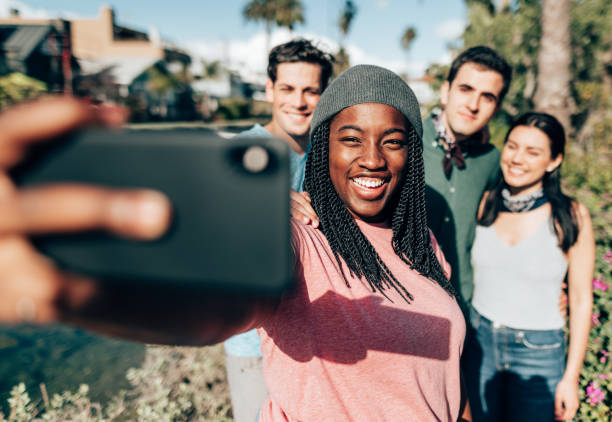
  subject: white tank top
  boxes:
[471,218,568,330]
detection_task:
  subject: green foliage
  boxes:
[215,98,252,121]
[574,244,612,421]
[125,346,232,422]
[338,0,358,38]
[570,1,612,105]
[0,382,109,421]
[570,0,612,147]
[563,117,612,253]
[146,66,181,96]
[242,0,305,32]
[333,47,350,76]
[0,73,46,108]
[201,60,221,79]
[424,63,449,96]
[0,345,232,422]
[400,27,417,52]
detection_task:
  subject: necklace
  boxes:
[500,187,548,213]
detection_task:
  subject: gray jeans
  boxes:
[225,354,268,422]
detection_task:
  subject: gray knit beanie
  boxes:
[310,64,422,139]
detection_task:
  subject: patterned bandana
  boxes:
[500,187,548,213]
[432,112,489,179]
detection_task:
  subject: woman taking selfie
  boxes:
[251,64,468,421]
[0,66,470,421]
[464,112,594,421]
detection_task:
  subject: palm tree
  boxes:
[242,0,305,53]
[338,0,358,40]
[400,26,417,77]
[533,0,572,132]
[334,0,358,74]
[400,26,417,52]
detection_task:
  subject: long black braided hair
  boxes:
[304,117,458,304]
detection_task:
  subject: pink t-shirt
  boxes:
[253,219,466,422]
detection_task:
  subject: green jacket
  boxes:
[423,115,500,303]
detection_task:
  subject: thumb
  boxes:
[554,390,565,419]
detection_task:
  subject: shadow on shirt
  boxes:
[266,290,451,364]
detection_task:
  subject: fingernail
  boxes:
[134,191,172,238]
[110,191,171,239]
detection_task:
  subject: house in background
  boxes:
[70,6,195,121]
[0,6,196,121]
[0,9,78,94]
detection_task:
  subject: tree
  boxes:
[570,0,612,151]
[334,0,358,75]
[201,59,222,79]
[242,0,305,52]
[533,0,572,132]
[334,47,351,75]
[400,26,417,78]
[400,26,417,53]
[338,0,358,39]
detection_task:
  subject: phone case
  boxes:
[12,128,292,295]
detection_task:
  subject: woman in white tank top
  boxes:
[464,112,594,422]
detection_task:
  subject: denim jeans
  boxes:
[463,307,566,422]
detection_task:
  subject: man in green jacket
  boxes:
[423,46,512,306]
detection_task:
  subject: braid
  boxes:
[304,121,456,303]
[391,130,457,298]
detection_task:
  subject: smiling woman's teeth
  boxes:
[353,178,384,188]
[508,167,525,175]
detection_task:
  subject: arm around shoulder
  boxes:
[477,191,491,221]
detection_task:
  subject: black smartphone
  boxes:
[11,128,292,295]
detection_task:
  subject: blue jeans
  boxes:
[463,308,566,422]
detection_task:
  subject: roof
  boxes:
[2,25,51,61]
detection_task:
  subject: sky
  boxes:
[0,0,468,80]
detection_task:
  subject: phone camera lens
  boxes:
[242,146,269,173]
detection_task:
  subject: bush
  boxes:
[563,131,612,421]
[213,99,251,121]
[0,345,232,421]
[0,73,46,108]
[578,249,612,420]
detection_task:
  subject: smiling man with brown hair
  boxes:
[422,45,512,306]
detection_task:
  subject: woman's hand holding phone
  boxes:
[0,96,171,324]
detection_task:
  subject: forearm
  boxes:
[564,297,592,381]
[59,281,276,346]
[563,202,595,381]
